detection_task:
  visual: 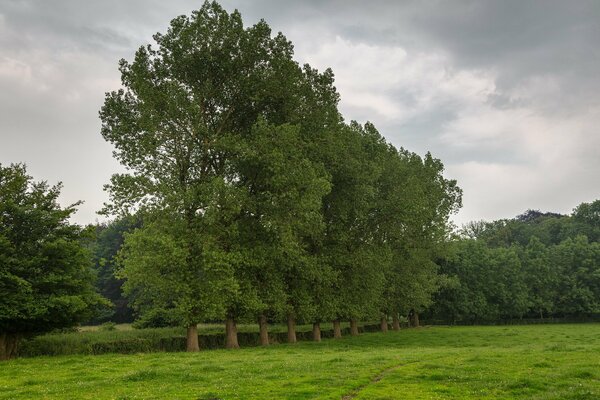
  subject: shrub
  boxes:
[99,322,117,331]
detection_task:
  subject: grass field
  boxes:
[1,324,599,399]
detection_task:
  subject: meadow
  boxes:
[1,324,599,399]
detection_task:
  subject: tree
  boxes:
[100,1,339,349]
[90,216,140,324]
[0,164,105,360]
[572,200,600,242]
[521,237,556,319]
[550,236,600,316]
[379,148,461,328]
[227,120,330,346]
[316,122,389,336]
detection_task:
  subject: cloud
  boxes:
[0,0,599,226]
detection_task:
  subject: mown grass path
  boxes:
[1,324,599,399]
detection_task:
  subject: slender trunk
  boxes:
[312,323,321,342]
[225,318,239,349]
[258,314,269,346]
[333,320,342,339]
[186,325,200,352]
[380,317,388,333]
[411,312,420,328]
[350,319,359,336]
[287,314,297,343]
[0,334,6,361]
[0,334,20,361]
[392,314,400,331]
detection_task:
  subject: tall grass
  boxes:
[19,322,381,357]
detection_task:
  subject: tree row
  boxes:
[98,2,461,350]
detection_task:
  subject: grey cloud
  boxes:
[0,0,599,226]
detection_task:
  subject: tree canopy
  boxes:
[99,1,461,349]
[0,163,105,360]
[429,202,600,323]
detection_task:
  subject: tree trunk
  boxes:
[350,319,359,336]
[333,320,342,339]
[0,334,20,361]
[409,311,420,328]
[186,325,200,352]
[258,314,269,346]
[380,317,388,333]
[287,314,297,343]
[225,318,239,349]
[312,323,321,342]
[392,314,400,331]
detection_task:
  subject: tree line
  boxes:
[427,203,600,324]
[98,2,461,351]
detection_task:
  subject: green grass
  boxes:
[2,324,600,399]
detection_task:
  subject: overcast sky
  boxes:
[1,0,599,226]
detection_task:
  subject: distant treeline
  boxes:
[426,202,600,324]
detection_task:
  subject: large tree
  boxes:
[0,164,105,360]
[100,1,338,349]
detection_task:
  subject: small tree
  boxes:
[0,163,106,360]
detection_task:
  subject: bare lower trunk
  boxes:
[287,315,297,343]
[225,318,239,349]
[0,334,20,361]
[186,325,200,352]
[380,317,388,333]
[333,320,342,339]
[312,323,321,342]
[409,311,420,328]
[392,314,400,331]
[350,319,359,336]
[258,314,269,346]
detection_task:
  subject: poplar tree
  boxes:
[100,1,339,349]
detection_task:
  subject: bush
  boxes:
[99,322,117,331]
[132,308,180,329]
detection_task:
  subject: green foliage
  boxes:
[0,163,107,338]
[99,1,344,329]
[98,1,461,333]
[432,201,600,323]
[89,215,140,323]
[379,148,461,317]
[132,308,180,329]
[550,236,600,315]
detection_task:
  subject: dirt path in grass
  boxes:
[341,360,421,399]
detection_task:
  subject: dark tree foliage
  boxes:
[90,216,140,324]
[0,164,106,360]
[516,210,565,222]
